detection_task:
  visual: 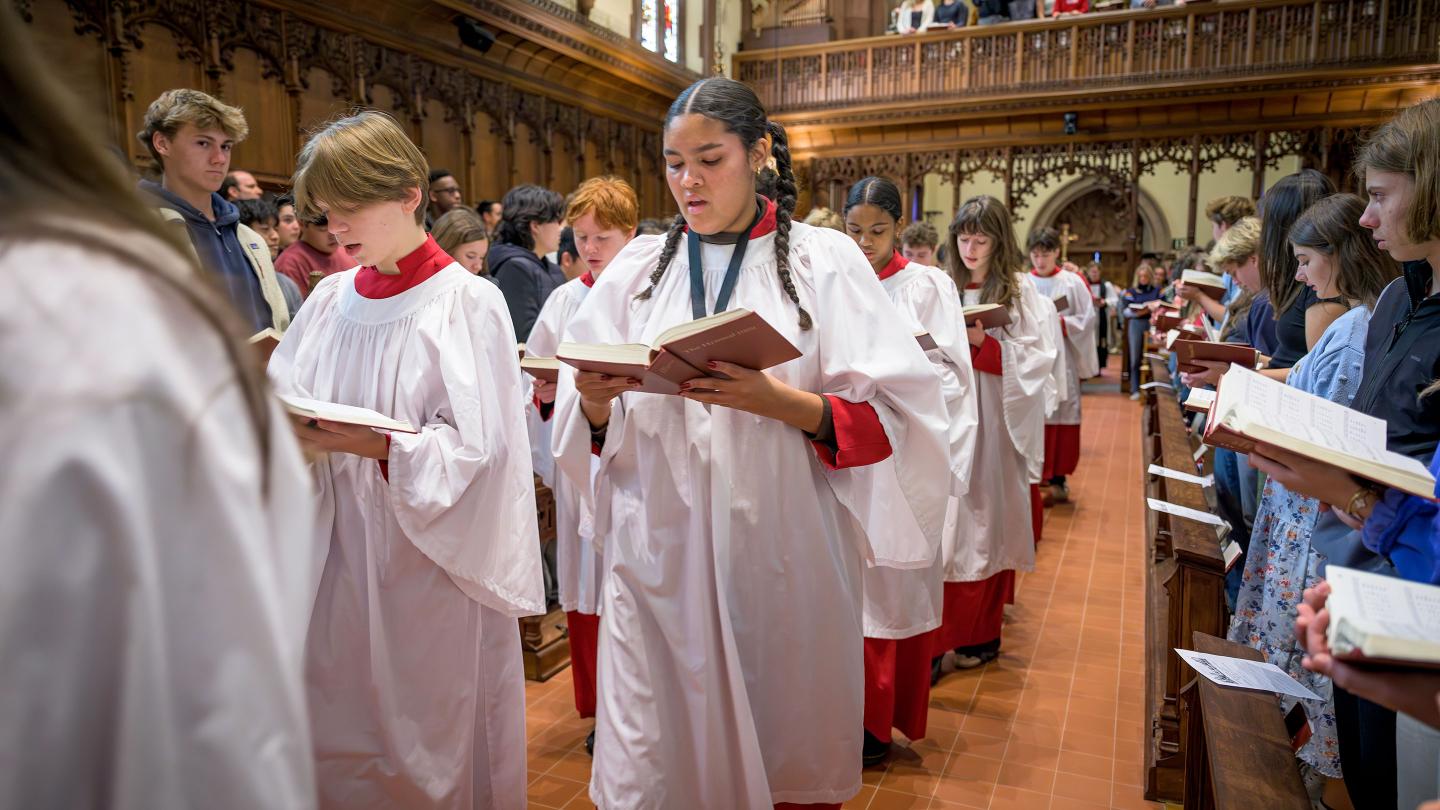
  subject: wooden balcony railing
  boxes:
[734,0,1439,112]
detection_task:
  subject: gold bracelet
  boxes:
[1344,486,1374,518]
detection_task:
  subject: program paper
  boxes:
[1175,649,1322,701]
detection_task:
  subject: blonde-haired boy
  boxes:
[267,110,543,809]
[136,88,288,333]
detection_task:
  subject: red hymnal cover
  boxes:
[1171,339,1258,374]
[556,308,802,395]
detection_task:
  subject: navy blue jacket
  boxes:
[489,241,567,341]
[140,179,273,331]
[1351,259,1440,461]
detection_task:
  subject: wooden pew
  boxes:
[1179,633,1311,810]
[520,475,571,681]
[1141,358,1228,801]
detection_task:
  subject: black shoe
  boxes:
[862,729,890,767]
[584,729,595,756]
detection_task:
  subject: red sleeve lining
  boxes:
[378,434,392,481]
[810,395,893,470]
[971,335,1003,376]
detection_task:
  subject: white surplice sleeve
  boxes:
[1061,271,1101,379]
[522,281,581,487]
[799,228,953,568]
[551,236,667,553]
[888,266,980,490]
[385,279,546,617]
[1,377,317,810]
[1001,276,1062,481]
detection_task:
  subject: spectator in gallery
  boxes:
[488,183,567,341]
[273,212,355,298]
[273,193,302,251]
[802,206,844,231]
[1052,0,1088,16]
[975,0,1011,25]
[426,169,462,228]
[135,88,288,333]
[221,169,262,201]
[934,0,969,27]
[900,221,940,265]
[432,206,491,277]
[895,0,935,33]
[477,199,503,235]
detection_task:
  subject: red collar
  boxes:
[877,251,909,280]
[355,235,454,299]
[681,196,778,239]
[580,271,596,288]
[964,282,981,290]
[1029,266,1059,278]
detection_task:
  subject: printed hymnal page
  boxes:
[279,395,418,434]
[1326,566,1440,663]
[1148,464,1215,487]
[1147,497,1227,528]
[1213,366,1435,497]
[1164,329,1182,350]
[1174,649,1323,701]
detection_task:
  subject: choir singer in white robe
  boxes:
[269,111,544,809]
[842,176,978,765]
[0,14,317,800]
[1025,227,1098,505]
[552,78,952,809]
[932,196,1059,672]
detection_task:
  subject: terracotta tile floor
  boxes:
[522,365,1163,810]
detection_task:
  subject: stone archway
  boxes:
[1031,177,1172,285]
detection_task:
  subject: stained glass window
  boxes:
[639,0,657,52]
[662,1,677,62]
[638,0,679,63]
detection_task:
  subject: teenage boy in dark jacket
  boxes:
[489,184,567,341]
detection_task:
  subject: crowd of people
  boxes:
[1115,99,1440,810]
[892,0,1190,31]
[3,0,1438,802]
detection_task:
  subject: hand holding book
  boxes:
[677,360,826,434]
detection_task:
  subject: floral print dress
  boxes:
[1227,306,1370,779]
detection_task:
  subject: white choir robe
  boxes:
[0,237,317,809]
[1027,268,1098,426]
[948,275,1060,583]
[269,264,545,810]
[526,276,606,616]
[867,260,980,638]
[552,222,953,808]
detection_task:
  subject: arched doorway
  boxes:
[1031,178,1172,287]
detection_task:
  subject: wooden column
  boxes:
[1186,134,1201,246]
[1129,140,1141,270]
[1251,130,1267,200]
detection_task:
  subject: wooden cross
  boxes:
[1059,223,1081,263]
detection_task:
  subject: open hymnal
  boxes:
[279,394,418,433]
[1051,292,1070,313]
[249,327,283,363]
[1326,566,1440,668]
[1183,388,1215,413]
[557,308,801,395]
[1154,308,1186,332]
[1180,270,1228,301]
[962,303,1012,330]
[520,356,560,383]
[1203,365,1437,499]
[1171,339,1259,374]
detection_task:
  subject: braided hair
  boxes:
[635,78,812,330]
